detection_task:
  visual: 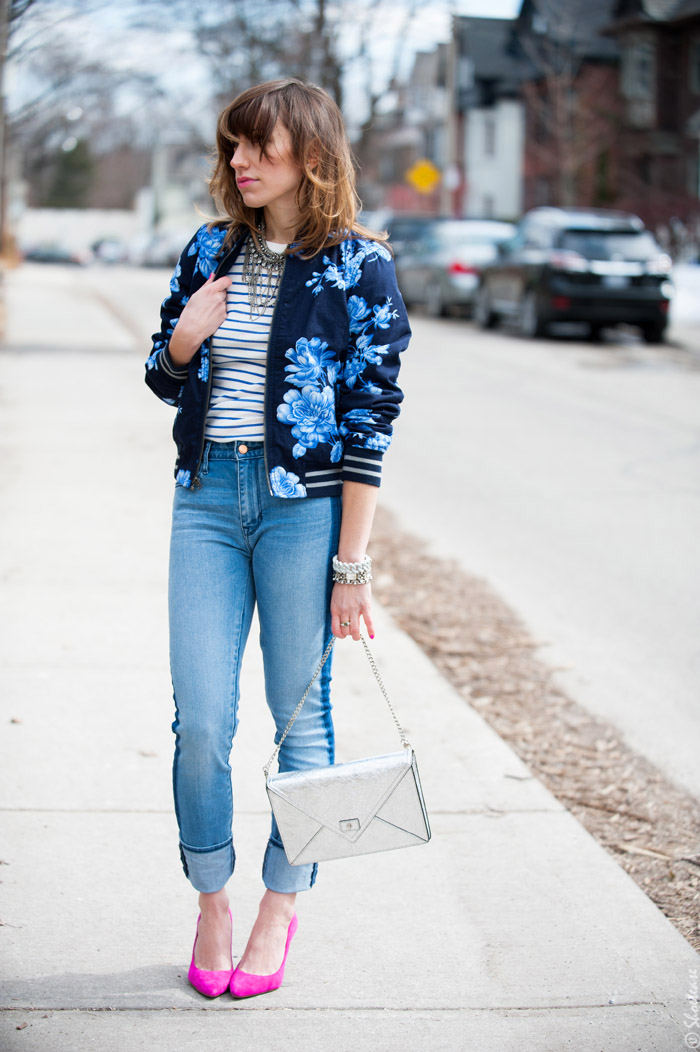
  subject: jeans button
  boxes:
[239,444,248,454]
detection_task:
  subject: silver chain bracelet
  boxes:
[332,553,372,584]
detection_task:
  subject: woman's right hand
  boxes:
[168,273,232,367]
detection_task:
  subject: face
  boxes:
[229,120,303,213]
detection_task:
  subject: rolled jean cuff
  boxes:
[262,839,318,894]
[180,840,235,893]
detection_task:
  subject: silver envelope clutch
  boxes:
[266,748,431,866]
[263,636,431,866]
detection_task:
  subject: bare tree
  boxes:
[131,0,419,134]
[1,0,40,247]
[514,0,621,208]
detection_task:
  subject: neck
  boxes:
[263,202,301,245]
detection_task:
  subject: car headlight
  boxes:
[647,254,672,274]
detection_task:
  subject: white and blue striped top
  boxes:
[204,241,286,442]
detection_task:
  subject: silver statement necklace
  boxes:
[242,217,286,318]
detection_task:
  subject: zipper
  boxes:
[191,334,213,490]
[262,257,288,496]
[191,242,243,489]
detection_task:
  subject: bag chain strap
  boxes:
[263,634,411,778]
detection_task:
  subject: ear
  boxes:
[307,139,322,171]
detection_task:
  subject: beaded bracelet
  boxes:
[332,553,372,584]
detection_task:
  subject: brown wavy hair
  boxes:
[207,77,388,259]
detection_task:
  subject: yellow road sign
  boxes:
[406,159,441,195]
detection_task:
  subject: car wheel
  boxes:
[474,285,497,329]
[641,322,666,345]
[519,290,547,339]
[425,281,447,318]
[588,324,604,343]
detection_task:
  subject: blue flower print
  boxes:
[341,295,396,388]
[305,238,392,295]
[169,262,182,294]
[340,408,377,442]
[270,466,307,498]
[365,432,391,452]
[187,225,227,278]
[198,354,209,383]
[343,357,365,389]
[356,331,390,364]
[339,412,389,451]
[348,295,371,333]
[372,299,397,329]
[284,337,338,387]
[176,468,191,487]
[277,385,338,458]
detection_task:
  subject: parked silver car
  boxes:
[394,218,516,316]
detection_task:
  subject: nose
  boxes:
[230,143,248,171]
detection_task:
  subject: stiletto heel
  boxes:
[188,907,234,997]
[230,913,298,998]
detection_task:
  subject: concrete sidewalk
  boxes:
[0,265,698,1051]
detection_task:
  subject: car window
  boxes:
[431,222,515,245]
[388,218,432,240]
[558,229,661,261]
[522,225,552,249]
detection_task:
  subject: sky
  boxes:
[402,0,521,49]
[7,0,524,145]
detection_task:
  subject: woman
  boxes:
[145,77,410,999]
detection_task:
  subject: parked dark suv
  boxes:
[474,207,673,343]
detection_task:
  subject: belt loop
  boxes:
[201,441,211,473]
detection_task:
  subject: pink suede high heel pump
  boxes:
[188,907,234,997]
[229,913,298,999]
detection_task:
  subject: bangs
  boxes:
[222,92,283,156]
[209,78,389,258]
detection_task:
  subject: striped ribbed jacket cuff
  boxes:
[159,347,190,381]
[341,446,384,487]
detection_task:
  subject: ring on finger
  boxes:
[339,620,351,627]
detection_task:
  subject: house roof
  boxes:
[455,16,536,94]
[514,0,619,61]
[608,0,700,25]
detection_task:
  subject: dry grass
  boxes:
[371,505,700,952]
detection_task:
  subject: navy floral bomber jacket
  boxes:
[145,223,411,499]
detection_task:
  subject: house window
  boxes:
[621,31,656,127]
[483,193,495,217]
[637,154,652,186]
[534,176,550,206]
[484,115,496,158]
[687,151,699,198]
[690,39,700,94]
[622,32,655,100]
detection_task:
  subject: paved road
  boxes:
[8,262,700,802]
[380,311,700,801]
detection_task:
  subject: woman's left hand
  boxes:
[331,582,374,641]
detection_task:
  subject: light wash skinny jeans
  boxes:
[168,440,340,894]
